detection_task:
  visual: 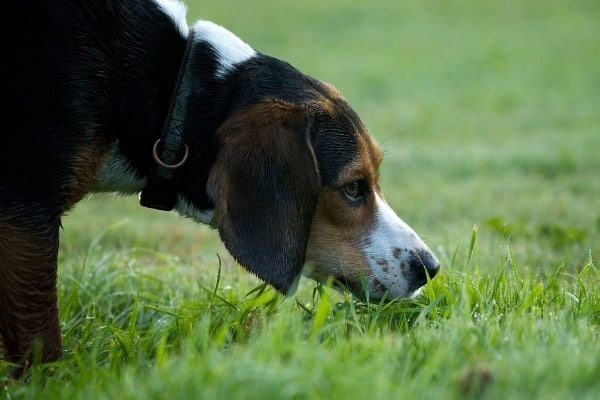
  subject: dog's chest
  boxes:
[92,143,147,195]
[92,142,216,226]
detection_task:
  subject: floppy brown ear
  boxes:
[207,100,320,294]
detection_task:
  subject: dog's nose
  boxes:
[409,249,440,282]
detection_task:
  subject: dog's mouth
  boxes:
[331,276,389,302]
[302,258,436,301]
[331,275,430,302]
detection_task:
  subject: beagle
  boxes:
[0,0,439,371]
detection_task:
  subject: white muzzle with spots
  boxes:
[361,195,439,299]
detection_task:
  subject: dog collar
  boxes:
[140,29,195,211]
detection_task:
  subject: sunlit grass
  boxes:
[5,226,600,399]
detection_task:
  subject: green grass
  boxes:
[3,0,600,398]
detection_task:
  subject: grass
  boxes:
[3,0,600,398]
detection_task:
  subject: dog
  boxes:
[0,0,439,371]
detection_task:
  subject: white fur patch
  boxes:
[192,20,256,78]
[93,142,147,194]
[363,194,434,298]
[153,2,256,78]
[153,0,189,36]
[369,194,423,252]
[175,197,215,226]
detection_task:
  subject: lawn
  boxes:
[3,0,600,398]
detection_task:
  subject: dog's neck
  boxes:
[139,21,258,212]
[93,18,259,224]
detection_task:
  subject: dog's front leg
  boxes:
[0,212,63,376]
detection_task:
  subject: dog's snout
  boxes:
[409,249,440,282]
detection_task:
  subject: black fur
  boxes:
[2,0,183,206]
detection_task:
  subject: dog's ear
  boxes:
[207,100,320,294]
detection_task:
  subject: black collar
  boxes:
[140,29,195,211]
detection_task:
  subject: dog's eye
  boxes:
[343,182,360,198]
[342,181,364,200]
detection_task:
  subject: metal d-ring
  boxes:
[152,139,189,169]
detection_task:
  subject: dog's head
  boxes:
[178,21,439,300]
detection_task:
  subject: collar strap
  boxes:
[140,29,196,211]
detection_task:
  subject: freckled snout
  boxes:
[356,195,441,300]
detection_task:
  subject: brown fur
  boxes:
[65,136,109,210]
[305,133,383,284]
[0,216,62,373]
